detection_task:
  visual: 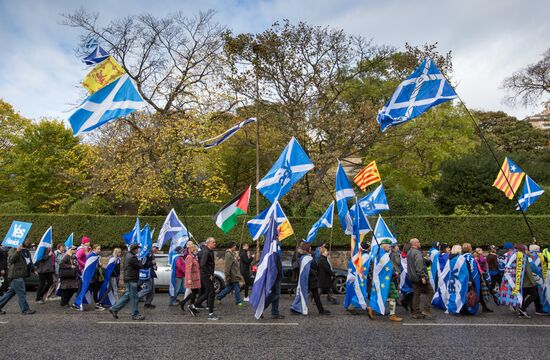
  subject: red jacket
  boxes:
[185,254,201,289]
[175,256,186,278]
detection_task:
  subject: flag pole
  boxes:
[446,84,536,242]
[253,44,262,259]
[328,225,334,254]
[238,215,247,250]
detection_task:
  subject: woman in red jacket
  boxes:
[180,243,201,315]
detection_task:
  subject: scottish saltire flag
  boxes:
[168,230,190,265]
[200,118,256,149]
[74,252,100,310]
[369,250,393,315]
[399,256,413,295]
[68,74,144,136]
[123,218,141,249]
[445,254,469,314]
[138,224,152,259]
[463,253,481,314]
[250,213,280,319]
[82,45,109,65]
[305,202,334,243]
[64,233,74,249]
[247,201,288,241]
[290,254,313,315]
[336,161,355,235]
[257,137,314,202]
[84,38,99,51]
[371,215,396,247]
[431,252,450,310]
[357,184,389,216]
[169,254,185,297]
[517,175,544,212]
[33,227,53,263]
[98,256,119,307]
[344,259,368,310]
[377,58,457,132]
[157,209,189,249]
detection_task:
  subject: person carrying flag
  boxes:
[0,240,36,315]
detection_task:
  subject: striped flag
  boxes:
[353,161,381,191]
[492,157,525,199]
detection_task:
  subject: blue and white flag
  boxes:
[64,233,74,249]
[123,218,141,250]
[431,252,450,310]
[33,227,53,263]
[445,254,469,314]
[82,45,109,65]
[98,256,119,307]
[68,74,144,136]
[377,58,457,132]
[399,256,413,295]
[371,215,396,247]
[138,224,152,259]
[157,209,189,250]
[335,161,355,235]
[168,230,190,264]
[305,202,334,243]
[247,201,288,241]
[463,252,480,314]
[169,253,185,297]
[250,212,280,319]
[369,250,393,315]
[256,137,314,203]
[353,184,389,216]
[199,118,257,149]
[344,259,368,310]
[2,221,32,248]
[516,175,544,212]
[290,254,313,315]
[74,252,100,310]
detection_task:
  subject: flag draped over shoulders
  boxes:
[291,254,312,315]
[98,256,119,307]
[445,254,469,314]
[463,253,481,314]
[431,253,450,310]
[74,252,100,310]
[499,251,526,307]
[369,250,393,315]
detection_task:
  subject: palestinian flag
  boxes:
[214,185,251,233]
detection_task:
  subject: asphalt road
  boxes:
[1,291,549,360]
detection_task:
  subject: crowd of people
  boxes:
[0,235,549,322]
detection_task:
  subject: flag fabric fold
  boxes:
[369,250,393,315]
[82,45,109,65]
[74,252,100,310]
[247,201,289,241]
[377,58,457,132]
[335,162,355,235]
[200,118,257,149]
[256,137,314,202]
[354,184,390,216]
[445,254,469,314]
[157,209,189,249]
[492,157,525,200]
[516,175,544,212]
[305,202,334,243]
[290,254,313,315]
[33,227,53,263]
[214,185,251,233]
[98,256,119,307]
[431,252,450,310]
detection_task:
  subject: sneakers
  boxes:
[132,314,145,321]
[35,300,45,304]
[367,307,374,320]
[109,309,119,319]
[389,314,403,322]
[421,311,433,319]
[412,313,426,319]
[236,302,244,307]
[95,305,106,311]
[22,309,36,315]
[216,299,222,305]
[243,297,250,302]
[271,314,285,319]
[47,296,61,301]
[208,313,219,321]
[144,304,156,309]
[535,311,550,316]
[187,305,198,317]
[71,304,79,311]
[319,310,331,316]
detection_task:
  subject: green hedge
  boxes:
[1,214,549,249]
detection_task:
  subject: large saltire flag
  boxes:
[353,160,381,191]
[351,198,372,274]
[431,252,450,310]
[169,253,186,297]
[358,184,390,216]
[369,249,393,315]
[377,58,457,132]
[492,157,525,200]
[214,185,251,233]
[445,254,469,314]
[33,226,53,263]
[74,252,100,310]
[64,233,74,249]
[82,56,126,94]
[290,254,313,315]
[98,256,119,307]
[168,230,190,264]
[123,218,141,249]
[82,45,109,65]
[304,201,334,243]
[250,212,280,319]
[256,137,314,203]
[247,201,292,241]
[371,215,396,247]
[336,161,355,235]
[68,74,144,136]
[157,209,189,249]
[516,175,544,212]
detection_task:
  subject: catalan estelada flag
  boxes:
[82,56,125,94]
[493,157,525,199]
[353,160,381,191]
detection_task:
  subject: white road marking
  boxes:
[0,322,8,324]
[403,323,550,328]
[98,321,299,326]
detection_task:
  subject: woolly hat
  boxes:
[81,236,91,245]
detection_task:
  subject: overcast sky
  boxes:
[0,0,548,123]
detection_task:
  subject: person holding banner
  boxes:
[0,241,35,315]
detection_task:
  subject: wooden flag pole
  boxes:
[238,215,248,250]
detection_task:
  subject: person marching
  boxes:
[0,240,35,315]
[182,242,201,315]
[189,237,219,320]
[59,245,79,308]
[407,238,434,319]
[318,247,338,305]
[216,241,244,306]
[239,243,254,302]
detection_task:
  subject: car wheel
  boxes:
[333,276,346,294]
[213,276,225,294]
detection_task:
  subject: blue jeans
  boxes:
[138,278,155,305]
[264,279,281,316]
[169,277,183,305]
[217,281,242,304]
[0,278,30,313]
[111,281,139,316]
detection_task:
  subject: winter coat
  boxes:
[7,248,33,280]
[200,247,215,277]
[36,252,55,274]
[224,249,243,283]
[175,256,186,278]
[0,248,7,273]
[317,255,334,289]
[239,249,253,279]
[185,254,201,289]
[59,254,79,290]
[76,247,89,272]
[407,247,428,283]
[123,252,144,282]
[308,256,319,290]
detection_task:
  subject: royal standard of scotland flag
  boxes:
[33,227,53,263]
[250,212,280,319]
[377,58,457,132]
[369,249,393,315]
[256,137,314,203]
[516,175,544,212]
[305,202,334,243]
[247,201,288,241]
[336,161,355,235]
[68,74,144,136]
